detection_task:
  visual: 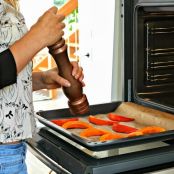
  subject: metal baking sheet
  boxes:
[36,101,174,151]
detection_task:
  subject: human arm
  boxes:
[32,61,85,91]
[0,6,65,89]
[10,6,65,74]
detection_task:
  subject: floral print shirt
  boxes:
[0,0,36,143]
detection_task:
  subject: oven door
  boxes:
[132,0,174,112]
[27,0,174,174]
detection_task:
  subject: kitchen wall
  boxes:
[78,0,117,105]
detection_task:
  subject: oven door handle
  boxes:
[27,143,72,174]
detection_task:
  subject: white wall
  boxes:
[78,0,116,105]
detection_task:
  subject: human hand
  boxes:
[41,61,85,90]
[29,6,65,48]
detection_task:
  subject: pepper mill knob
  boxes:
[48,38,89,115]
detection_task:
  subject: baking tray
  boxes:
[36,101,174,151]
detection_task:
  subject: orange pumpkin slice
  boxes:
[80,127,109,138]
[99,133,125,141]
[139,126,166,135]
[127,131,143,138]
[88,115,117,125]
[51,118,79,126]
[107,113,134,122]
[62,121,92,129]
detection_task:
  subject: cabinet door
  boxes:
[78,0,116,104]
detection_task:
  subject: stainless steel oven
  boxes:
[27,0,174,173]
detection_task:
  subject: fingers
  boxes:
[44,62,85,89]
[48,6,66,20]
[57,23,65,33]
[55,75,71,87]
[55,30,64,42]
[58,22,66,30]
[42,68,71,88]
[71,61,85,86]
[48,6,58,14]
[71,61,78,76]
[47,6,65,23]
[71,62,83,79]
[56,13,65,22]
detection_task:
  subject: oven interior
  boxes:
[134,5,174,112]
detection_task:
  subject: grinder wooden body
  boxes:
[49,39,89,115]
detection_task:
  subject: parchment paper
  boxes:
[114,102,174,130]
[64,102,174,142]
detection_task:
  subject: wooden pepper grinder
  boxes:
[48,38,89,115]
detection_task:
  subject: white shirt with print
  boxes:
[0,0,36,143]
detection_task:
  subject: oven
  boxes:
[27,0,174,173]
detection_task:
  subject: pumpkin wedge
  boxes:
[99,133,125,141]
[139,126,166,135]
[80,127,109,138]
[62,121,92,129]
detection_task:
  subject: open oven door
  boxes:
[27,0,174,174]
[132,0,174,113]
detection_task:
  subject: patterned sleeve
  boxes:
[0,49,17,89]
[0,0,3,13]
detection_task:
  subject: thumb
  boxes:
[48,6,58,14]
[55,76,71,87]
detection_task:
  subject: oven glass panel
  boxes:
[135,6,174,110]
[145,20,174,85]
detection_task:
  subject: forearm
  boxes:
[9,6,65,74]
[10,30,44,74]
[32,71,45,91]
